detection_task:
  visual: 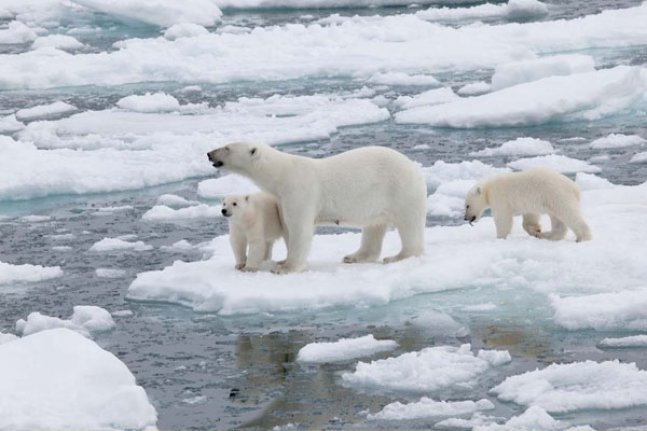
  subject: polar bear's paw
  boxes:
[525,224,542,238]
[241,266,258,273]
[235,263,246,270]
[342,253,377,264]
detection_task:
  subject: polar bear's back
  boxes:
[486,168,580,214]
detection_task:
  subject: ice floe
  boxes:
[394,87,458,110]
[31,34,84,50]
[590,133,646,149]
[599,335,647,348]
[16,305,116,337]
[142,204,221,221]
[0,260,62,285]
[367,72,439,86]
[89,237,153,252]
[0,328,157,430]
[507,154,600,174]
[470,137,554,157]
[71,0,222,27]
[0,114,24,133]
[0,20,38,44]
[297,334,397,363]
[491,360,647,413]
[475,406,560,431]
[15,101,76,121]
[0,332,18,345]
[630,151,647,163]
[117,92,181,113]
[163,23,210,40]
[491,54,595,91]
[396,66,647,128]
[341,344,510,392]
[95,268,127,278]
[416,0,547,23]
[368,398,494,420]
[198,175,260,199]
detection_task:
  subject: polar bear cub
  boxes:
[464,168,591,242]
[221,192,286,272]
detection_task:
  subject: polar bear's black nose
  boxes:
[207,152,213,160]
[221,208,229,217]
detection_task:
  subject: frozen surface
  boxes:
[116,92,181,113]
[368,398,494,420]
[396,66,647,128]
[0,332,18,345]
[491,360,647,413]
[341,344,510,392]
[630,151,647,163]
[507,154,600,173]
[599,335,647,348]
[491,55,595,90]
[470,137,554,157]
[367,72,439,86]
[89,237,153,252]
[475,406,560,431]
[0,260,63,285]
[590,133,646,149]
[95,268,127,278]
[0,21,37,44]
[16,305,115,337]
[416,0,547,23]
[142,204,221,221]
[394,87,458,110]
[15,101,76,121]
[0,115,24,133]
[0,328,157,430]
[31,34,84,50]
[71,0,222,27]
[551,289,647,331]
[296,334,397,363]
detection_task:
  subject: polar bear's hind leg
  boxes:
[343,224,387,263]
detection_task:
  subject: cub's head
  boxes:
[464,184,488,224]
[207,142,260,173]
[221,195,249,219]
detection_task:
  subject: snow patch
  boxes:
[198,175,259,199]
[89,237,153,252]
[507,154,600,174]
[0,260,63,285]
[16,306,116,337]
[297,334,397,363]
[368,398,494,420]
[599,335,647,348]
[471,137,554,157]
[15,101,76,121]
[590,133,646,149]
[491,54,595,90]
[117,92,181,113]
[142,204,221,221]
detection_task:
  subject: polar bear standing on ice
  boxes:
[208,143,427,273]
[221,193,286,272]
[464,168,591,242]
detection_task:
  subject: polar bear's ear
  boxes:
[250,147,257,156]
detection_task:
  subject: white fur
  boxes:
[209,143,427,273]
[464,168,591,242]
[222,192,286,272]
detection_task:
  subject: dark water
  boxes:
[1,1,647,429]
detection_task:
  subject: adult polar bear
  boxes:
[208,143,427,273]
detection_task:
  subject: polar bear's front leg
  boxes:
[493,210,513,239]
[242,239,267,272]
[229,227,247,270]
[273,209,314,274]
[522,213,542,238]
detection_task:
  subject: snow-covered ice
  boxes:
[0,328,157,430]
[491,55,595,91]
[368,398,494,420]
[396,66,647,128]
[156,194,196,208]
[416,0,547,23]
[394,87,458,110]
[470,137,554,157]
[630,151,647,164]
[142,204,221,221]
[15,101,76,121]
[367,72,439,86]
[95,268,127,278]
[492,360,647,413]
[457,82,491,96]
[0,260,62,285]
[341,344,510,392]
[16,305,116,337]
[599,335,647,348]
[89,237,153,252]
[0,20,37,44]
[117,92,181,113]
[296,334,397,363]
[31,34,84,50]
[474,406,560,431]
[197,175,259,199]
[507,154,600,174]
[0,332,18,345]
[590,133,646,149]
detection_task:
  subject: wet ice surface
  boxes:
[2,1,647,430]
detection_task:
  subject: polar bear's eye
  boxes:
[466,205,470,209]
[233,202,237,206]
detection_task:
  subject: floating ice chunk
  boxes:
[16,305,116,337]
[551,289,647,331]
[575,172,614,191]
[0,20,37,44]
[0,114,24,133]
[94,205,134,214]
[163,23,209,40]
[471,137,554,157]
[368,397,494,420]
[15,101,76,121]
[342,344,510,392]
[90,237,153,252]
[508,154,600,174]
[161,240,195,252]
[297,335,397,363]
[407,310,469,336]
[475,406,560,431]
[216,0,451,8]
[590,133,646,149]
[117,92,181,113]
[142,204,221,221]
[416,0,547,23]
[599,335,647,348]
[0,260,62,285]
[491,360,647,413]
[435,412,498,429]
[457,82,491,96]
[52,245,72,251]
[630,151,647,163]
[0,328,157,430]
[427,193,465,217]
[367,72,439,86]
[491,55,595,90]
[197,175,259,199]
[96,268,127,278]
[156,194,195,208]
[463,303,497,311]
[394,87,458,110]
[0,332,18,345]
[20,214,51,222]
[71,0,222,27]
[421,160,510,189]
[112,310,134,317]
[31,34,84,50]
[396,66,647,128]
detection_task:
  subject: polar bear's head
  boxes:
[464,184,488,224]
[221,195,249,219]
[207,142,260,174]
